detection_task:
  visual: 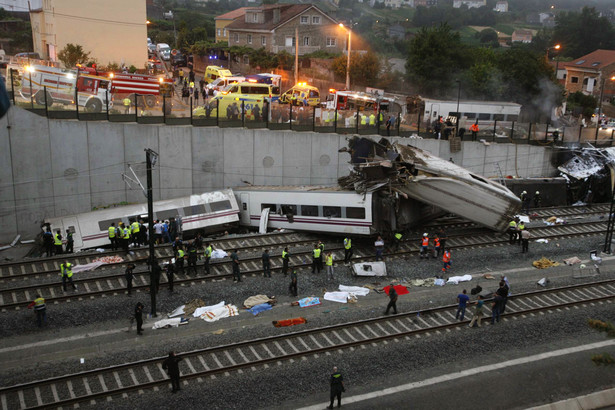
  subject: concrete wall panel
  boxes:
[123,124,160,203]
[87,121,126,209]
[252,129,284,186]
[282,132,312,185]
[48,120,91,216]
[192,127,225,191]
[310,133,339,185]
[223,130,254,188]
[158,126,193,199]
[0,112,17,240]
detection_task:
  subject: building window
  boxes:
[312,16,321,24]
[247,34,252,44]
[285,37,296,47]
[300,16,309,24]
[571,76,579,83]
[326,37,337,47]
[223,28,227,36]
[217,28,221,36]
[252,13,258,23]
[583,78,589,85]
[303,36,310,46]
[234,33,239,43]
[261,36,266,45]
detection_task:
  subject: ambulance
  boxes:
[205,75,245,96]
[204,66,233,84]
[207,81,276,119]
[279,83,320,106]
[325,89,390,112]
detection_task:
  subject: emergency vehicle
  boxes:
[207,82,275,119]
[20,64,110,112]
[325,89,390,112]
[108,72,174,107]
[205,75,245,96]
[279,83,320,107]
[244,73,282,94]
[204,66,233,84]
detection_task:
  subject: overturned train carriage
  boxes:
[343,137,521,232]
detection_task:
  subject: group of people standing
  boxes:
[42,227,73,257]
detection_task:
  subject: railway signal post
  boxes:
[146,148,159,316]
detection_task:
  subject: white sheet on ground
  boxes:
[168,305,186,318]
[71,261,106,273]
[352,262,387,277]
[324,291,349,303]
[259,208,270,234]
[193,301,225,318]
[339,285,370,296]
[200,304,239,322]
[211,249,227,259]
[152,317,187,329]
[446,274,473,285]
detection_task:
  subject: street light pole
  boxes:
[339,23,351,90]
[455,79,461,138]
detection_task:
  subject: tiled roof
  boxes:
[215,7,250,21]
[225,4,331,31]
[564,49,615,70]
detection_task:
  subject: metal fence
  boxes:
[6,68,615,146]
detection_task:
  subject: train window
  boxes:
[464,113,476,119]
[242,203,247,211]
[67,226,76,234]
[346,207,365,219]
[494,114,505,121]
[281,205,297,215]
[210,200,232,212]
[182,205,206,216]
[300,205,319,216]
[262,203,277,213]
[98,218,119,231]
[157,209,179,221]
[478,113,491,120]
[323,206,341,218]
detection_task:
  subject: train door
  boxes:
[239,193,251,225]
[62,216,83,249]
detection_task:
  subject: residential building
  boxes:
[215,7,249,44]
[2,0,34,12]
[511,29,533,43]
[413,0,437,6]
[494,1,508,12]
[453,0,486,9]
[385,0,402,8]
[30,0,147,67]
[563,49,615,101]
[549,61,566,85]
[224,4,343,55]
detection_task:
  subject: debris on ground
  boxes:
[272,317,307,327]
[532,257,560,269]
[212,329,224,335]
[352,262,387,277]
[544,216,566,225]
[563,256,582,265]
[243,295,276,309]
[291,297,321,308]
[482,273,496,279]
[248,303,273,316]
[152,317,189,329]
[182,299,207,316]
[446,274,473,285]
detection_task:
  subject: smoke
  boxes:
[530,76,563,123]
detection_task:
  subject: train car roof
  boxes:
[233,185,364,193]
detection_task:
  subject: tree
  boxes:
[331,51,380,87]
[566,91,597,118]
[477,28,499,47]
[553,7,615,59]
[57,44,91,68]
[405,24,468,97]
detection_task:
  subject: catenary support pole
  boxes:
[145,148,158,316]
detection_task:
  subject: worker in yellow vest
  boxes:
[53,229,64,255]
[369,113,376,126]
[203,242,213,275]
[325,252,334,281]
[282,247,290,276]
[28,294,47,327]
[130,220,140,247]
[108,222,117,250]
[123,97,131,114]
[393,232,403,251]
[312,243,322,274]
[60,261,76,291]
[508,219,518,244]
[121,224,131,253]
[343,237,352,265]
[175,247,185,274]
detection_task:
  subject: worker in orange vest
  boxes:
[469,121,479,141]
[420,233,429,259]
[433,235,441,258]
[442,249,452,272]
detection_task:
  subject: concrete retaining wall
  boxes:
[0,107,557,242]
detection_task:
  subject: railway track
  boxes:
[2,279,613,410]
[0,220,607,311]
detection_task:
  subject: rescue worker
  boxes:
[438,227,448,251]
[312,243,322,274]
[520,191,530,214]
[231,249,241,282]
[420,233,429,259]
[178,68,184,85]
[27,294,46,327]
[375,236,385,261]
[187,243,198,276]
[369,112,376,127]
[508,218,518,244]
[328,366,345,409]
[325,252,334,281]
[166,261,175,292]
[43,227,54,257]
[289,269,298,297]
[282,247,290,276]
[125,263,135,295]
[469,121,479,141]
[172,236,183,254]
[108,222,117,250]
[150,258,161,294]
[123,96,131,114]
[65,229,74,254]
[318,241,325,271]
[442,248,452,272]
[434,235,441,258]
[343,237,353,265]
[393,232,403,251]
[122,223,131,253]
[385,284,398,315]
[134,302,144,335]
[203,242,213,275]
[60,260,76,291]
[162,351,184,393]
[175,246,185,274]
[517,220,525,245]
[534,191,542,208]
[54,229,63,255]
[262,249,271,278]
[360,113,368,128]
[130,219,141,247]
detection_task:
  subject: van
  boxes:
[280,83,320,107]
[156,43,171,61]
[204,66,233,84]
[207,82,274,119]
[206,75,245,95]
[244,73,282,94]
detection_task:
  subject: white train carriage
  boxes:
[45,189,239,251]
[234,186,386,235]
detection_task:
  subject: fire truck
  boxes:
[324,89,390,112]
[20,65,173,113]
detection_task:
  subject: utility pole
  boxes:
[145,148,159,316]
[294,26,299,85]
